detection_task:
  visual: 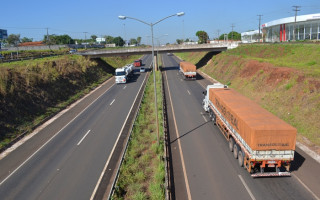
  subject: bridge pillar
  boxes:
[154,55,158,71]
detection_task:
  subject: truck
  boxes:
[179,61,196,80]
[202,83,297,177]
[134,59,142,67]
[115,64,134,84]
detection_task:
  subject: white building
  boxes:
[262,13,320,42]
[241,30,262,43]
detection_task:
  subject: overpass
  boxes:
[76,43,239,58]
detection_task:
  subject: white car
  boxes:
[140,67,145,72]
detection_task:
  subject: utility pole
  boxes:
[182,19,185,44]
[217,29,220,43]
[46,28,49,44]
[83,32,88,49]
[257,14,263,42]
[292,6,301,41]
[123,24,127,46]
[231,24,235,40]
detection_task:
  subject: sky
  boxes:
[1,0,320,44]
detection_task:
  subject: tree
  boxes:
[176,39,184,44]
[228,31,241,40]
[137,36,141,45]
[196,31,209,44]
[104,35,114,44]
[129,38,137,45]
[113,36,125,46]
[218,34,226,40]
[21,37,33,43]
[43,34,74,45]
[91,35,97,41]
[7,34,20,46]
[56,34,74,44]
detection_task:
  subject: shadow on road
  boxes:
[170,121,211,144]
[195,73,204,80]
[127,73,140,84]
[290,151,306,171]
[161,66,179,71]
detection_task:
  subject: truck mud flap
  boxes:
[251,172,291,177]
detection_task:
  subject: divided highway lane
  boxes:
[0,55,152,200]
[162,54,317,200]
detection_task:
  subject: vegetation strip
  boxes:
[111,71,165,200]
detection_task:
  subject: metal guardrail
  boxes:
[161,67,172,200]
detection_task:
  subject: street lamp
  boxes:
[118,12,185,145]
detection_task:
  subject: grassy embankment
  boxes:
[112,71,164,199]
[0,49,69,60]
[0,54,141,149]
[176,44,320,149]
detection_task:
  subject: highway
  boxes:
[162,53,320,200]
[0,55,152,200]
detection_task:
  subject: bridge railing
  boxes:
[77,42,239,56]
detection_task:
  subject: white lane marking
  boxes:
[110,99,115,106]
[123,86,127,89]
[90,69,149,200]
[238,175,256,200]
[0,81,115,186]
[201,112,208,122]
[77,130,91,146]
[292,174,320,200]
[165,71,192,200]
[187,90,191,95]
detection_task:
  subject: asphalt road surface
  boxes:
[162,53,320,200]
[0,55,152,200]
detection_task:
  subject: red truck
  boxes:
[202,83,297,177]
[134,59,142,67]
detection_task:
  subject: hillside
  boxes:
[0,54,141,148]
[176,44,320,153]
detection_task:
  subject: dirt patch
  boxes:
[239,60,301,86]
[266,67,296,85]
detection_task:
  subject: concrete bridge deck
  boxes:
[76,43,238,58]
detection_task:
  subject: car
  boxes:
[167,53,173,56]
[140,67,146,72]
[69,49,77,54]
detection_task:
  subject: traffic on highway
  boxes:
[0,53,319,200]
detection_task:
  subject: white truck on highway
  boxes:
[115,64,134,84]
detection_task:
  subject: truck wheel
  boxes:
[238,150,244,167]
[229,138,234,152]
[233,144,239,159]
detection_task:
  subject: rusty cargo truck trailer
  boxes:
[202,83,297,177]
[179,61,196,80]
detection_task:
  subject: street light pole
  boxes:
[118,12,185,145]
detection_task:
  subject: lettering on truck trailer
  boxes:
[215,98,239,131]
[258,143,289,147]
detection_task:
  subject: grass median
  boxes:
[112,71,165,200]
